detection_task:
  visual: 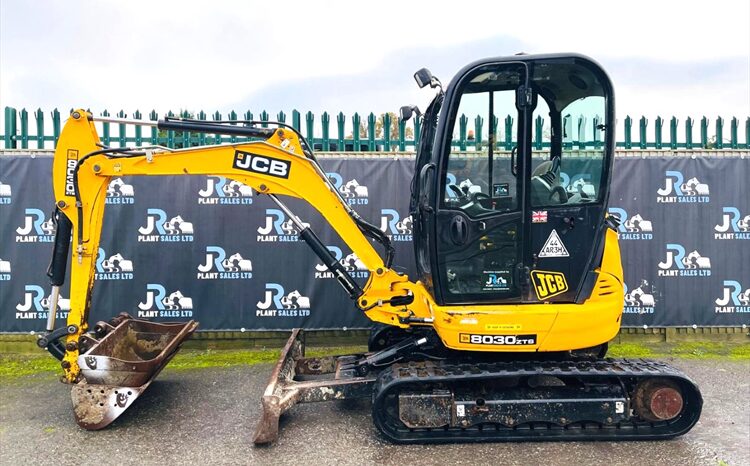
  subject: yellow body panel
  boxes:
[52,111,624,381]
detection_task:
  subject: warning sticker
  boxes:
[539,230,569,257]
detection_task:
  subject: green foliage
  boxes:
[355,112,414,140]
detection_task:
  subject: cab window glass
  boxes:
[443,89,519,218]
[530,95,606,207]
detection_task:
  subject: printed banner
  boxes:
[0,155,747,332]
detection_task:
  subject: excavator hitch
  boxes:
[253,329,376,445]
[71,314,197,430]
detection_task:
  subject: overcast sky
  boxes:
[1,0,748,132]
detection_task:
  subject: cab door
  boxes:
[432,63,531,305]
[524,59,614,303]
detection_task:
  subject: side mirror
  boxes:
[414,68,434,88]
[399,105,422,122]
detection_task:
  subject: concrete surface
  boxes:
[0,358,747,466]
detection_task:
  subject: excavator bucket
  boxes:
[71,315,197,430]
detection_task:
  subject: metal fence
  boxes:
[3,106,749,152]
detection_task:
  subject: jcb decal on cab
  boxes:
[233,150,291,179]
[530,270,568,300]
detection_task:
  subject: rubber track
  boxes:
[372,358,703,443]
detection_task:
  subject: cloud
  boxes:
[1,0,748,125]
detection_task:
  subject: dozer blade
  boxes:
[253,328,305,445]
[72,316,198,430]
[252,329,376,445]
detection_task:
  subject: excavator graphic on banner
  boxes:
[38,53,702,443]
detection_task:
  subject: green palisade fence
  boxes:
[1,106,748,151]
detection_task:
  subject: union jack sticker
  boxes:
[532,210,548,223]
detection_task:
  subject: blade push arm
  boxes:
[49,110,433,381]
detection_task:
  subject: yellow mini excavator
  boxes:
[39,53,701,443]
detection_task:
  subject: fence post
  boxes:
[212,111,222,144]
[305,111,315,148]
[715,117,724,149]
[562,114,572,150]
[685,117,693,149]
[397,115,406,151]
[336,112,345,152]
[383,113,391,151]
[180,110,191,148]
[149,110,158,145]
[669,117,678,149]
[729,117,738,149]
[166,110,175,147]
[457,114,467,151]
[51,109,61,148]
[592,116,601,149]
[292,110,301,132]
[101,109,111,146]
[3,107,17,149]
[197,110,207,146]
[654,116,663,149]
[639,116,648,149]
[700,116,708,148]
[35,108,45,149]
[504,115,513,150]
[277,111,286,123]
[133,110,143,146]
[321,111,330,151]
[260,110,269,128]
[534,115,543,150]
[245,110,254,142]
[474,115,483,151]
[228,111,238,143]
[492,116,498,150]
[577,115,586,150]
[367,113,376,151]
[244,111,253,144]
[746,117,750,149]
[117,110,127,147]
[19,108,28,149]
[352,113,361,151]
[624,115,632,149]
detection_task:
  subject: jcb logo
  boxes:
[233,150,290,179]
[530,270,568,300]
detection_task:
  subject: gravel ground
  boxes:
[0,358,747,466]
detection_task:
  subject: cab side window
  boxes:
[442,90,519,217]
[530,95,606,207]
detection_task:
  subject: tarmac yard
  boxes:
[0,353,748,466]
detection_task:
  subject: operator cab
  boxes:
[410,54,615,306]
